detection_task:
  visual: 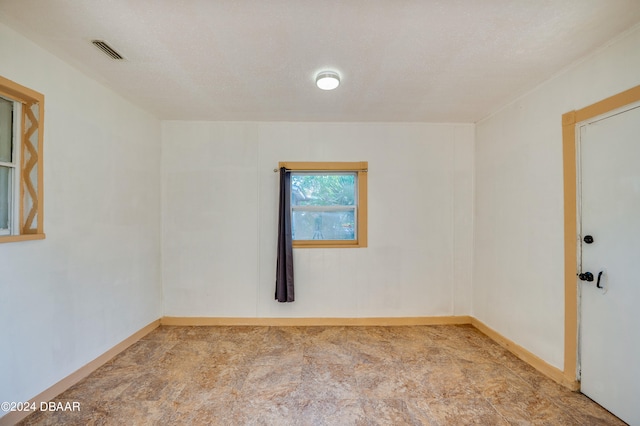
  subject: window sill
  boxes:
[293,240,367,249]
[0,233,46,244]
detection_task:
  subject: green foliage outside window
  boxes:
[291,173,355,206]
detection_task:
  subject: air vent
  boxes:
[91,40,125,60]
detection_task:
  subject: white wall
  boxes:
[6,10,636,413]
[0,23,162,411]
[474,25,640,368]
[162,122,474,318]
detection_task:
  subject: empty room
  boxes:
[1,1,640,425]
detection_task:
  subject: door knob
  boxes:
[583,235,594,244]
[579,272,594,282]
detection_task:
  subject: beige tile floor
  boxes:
[19,325,624,425]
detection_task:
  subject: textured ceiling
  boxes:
[1,0,640,122]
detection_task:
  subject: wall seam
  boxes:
[256,123,262,318]
[159,122,166,318]
[451,127,457,315]
[470,124,476,318]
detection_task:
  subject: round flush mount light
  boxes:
[315,71,340,90]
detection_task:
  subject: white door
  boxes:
[578,104,640,425]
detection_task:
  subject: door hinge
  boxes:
[577,367,582,381]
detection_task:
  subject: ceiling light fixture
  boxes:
[315,71,340,90]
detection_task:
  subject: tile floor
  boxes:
[19,325,624,425]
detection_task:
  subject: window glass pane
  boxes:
[0,97,13,163]
[291,173,356,206]
[0,166,10,230]
[292,210,355,240]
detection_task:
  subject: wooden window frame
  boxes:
[0,75,45,243]
[279,161,368,249]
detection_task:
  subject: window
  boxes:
[0,96,15,235]
[280,161,367,248]
[0,75,45,243]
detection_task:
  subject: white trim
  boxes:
[291,205,355,211]
[10,101,21,235]
[0,97,17,235]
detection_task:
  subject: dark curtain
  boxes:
[275,167,294,302]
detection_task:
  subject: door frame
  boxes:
[562,84,640,388]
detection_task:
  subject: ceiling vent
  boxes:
[91,40,125,60]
